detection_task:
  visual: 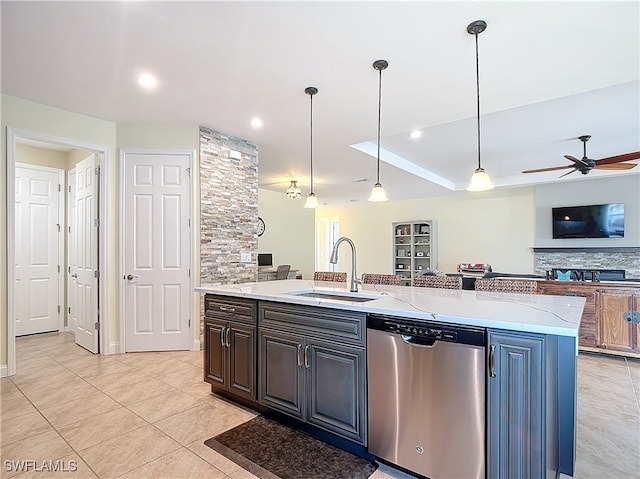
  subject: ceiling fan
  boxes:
[522,135,640,178]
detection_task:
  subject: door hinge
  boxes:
[58,184,61,192]
[69,185,71,193]
[68,226,71,234]
[94,270,100,279]
[95,166,100,176]
[68,266,71,273]
[58,265,60,273]
[188,319,191,327]
[68,307,71,314]
[94,321,100,330]
[57,223,61,232]
[186,167,191,177]
[188,269,191,278]
[188,218,191,227]
[57,305,61,313]
[94,218,100,227]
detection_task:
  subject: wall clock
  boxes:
[257,217,265,237]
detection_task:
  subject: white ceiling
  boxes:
[2,1,639,206]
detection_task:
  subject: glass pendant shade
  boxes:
[286,180,302,199]
[303,192,319,208]
[467,167,494,192]
[368,183,388,202]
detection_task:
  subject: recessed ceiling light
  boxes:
[251,118,263,129]
[136,73,157,89]
[410,130,422,139]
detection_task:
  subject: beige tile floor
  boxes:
[1,332,638,479]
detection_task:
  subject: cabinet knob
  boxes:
[623,310,640,324]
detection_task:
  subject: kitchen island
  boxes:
[197,279,584,478]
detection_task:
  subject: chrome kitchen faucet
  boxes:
[330,237,361,292]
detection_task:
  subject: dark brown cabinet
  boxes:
[258,302,367,445]
[204,295,257,402]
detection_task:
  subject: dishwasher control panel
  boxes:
[367,314,485,347]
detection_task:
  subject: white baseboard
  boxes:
[191,339,201,351]
[0,365,8,378]
[107,342,120,355]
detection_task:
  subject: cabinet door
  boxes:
[228,323,256,401]
[596,290,635,352]
[258,328,305,419]
[204,319,226,387]
[487,330,545,479]
[306,339,366,444]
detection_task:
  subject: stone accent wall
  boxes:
[534,251,640,278]
[200,126,258,285]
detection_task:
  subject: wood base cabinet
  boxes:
[596,289,640,353]
[258,302,367,445]
[204,295,257,402]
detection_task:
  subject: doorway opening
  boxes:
[6,128,110,376]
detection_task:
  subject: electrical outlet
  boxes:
[240,251,252,263]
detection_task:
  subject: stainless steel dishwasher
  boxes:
[367,314,486,479]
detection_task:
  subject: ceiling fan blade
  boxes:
[522,165,573,174]
[558,168,578,178]
[595,151,640,165]
[594,162,638,170]
[564,155,587,166]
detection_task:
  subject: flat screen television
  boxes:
[552,203,624,239]
[258,253,273,267]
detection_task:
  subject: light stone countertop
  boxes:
[196,279,584,337]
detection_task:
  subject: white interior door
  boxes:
[75,154,99,353]
[124,152,191,352]
[14,165,63,336]
[67,168,78,332]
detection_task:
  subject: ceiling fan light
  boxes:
[368,183,389,202]
[303,192,319,209]
[467,167,494,192]
[286,180,302,199]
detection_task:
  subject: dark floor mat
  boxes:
[204,415,378,479]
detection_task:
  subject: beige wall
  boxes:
[318,187,537,276]
[16,144,68,169]
[258,189,316,280]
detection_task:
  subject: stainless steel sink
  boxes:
[288,290,387,303]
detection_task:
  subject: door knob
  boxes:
[126,274,138,280]
[71,274,78,278]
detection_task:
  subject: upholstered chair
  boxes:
[361,273,401,286]
[275,265,291,280]
[413,275,463,289]
[313,271,347,283]
[474,277,537,293]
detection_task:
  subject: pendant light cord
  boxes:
[310,92,314,194]
[475,31,482,170]
[377,67,382,183]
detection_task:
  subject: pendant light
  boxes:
[304,86,319,208]
[286,180,301,199]
[368,59,389,202]
[466,20,494,192]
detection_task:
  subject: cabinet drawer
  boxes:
[205,295,257,324]
[259,302,366,346]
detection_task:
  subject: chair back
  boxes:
[361,273,401,286]
[275,265,291,280]
[413,275,463,289]
[313,271,347,283]
[474,277,537,293]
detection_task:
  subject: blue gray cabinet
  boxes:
[488,330,545,479]
[204,295,257,402]
[258,302,367,445]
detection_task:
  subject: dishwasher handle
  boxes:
[401,335,437,348]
